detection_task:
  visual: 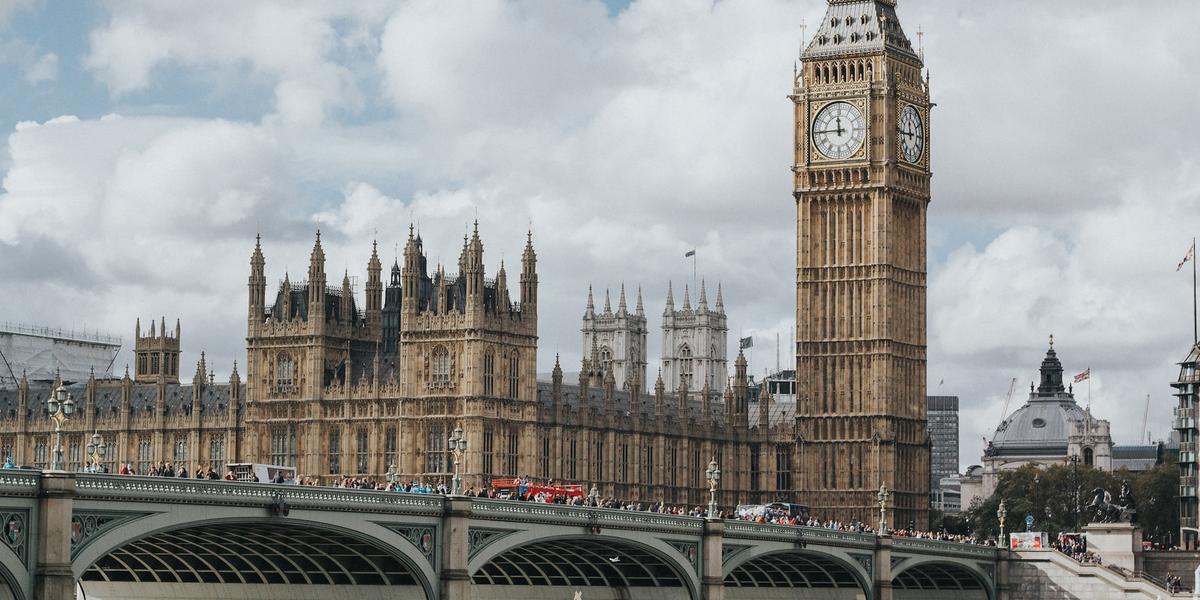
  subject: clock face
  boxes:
[812,101,866,160]
[898,105,924,163]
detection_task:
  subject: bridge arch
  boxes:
[469,532,698,600]
[0,550,24,600]
[722,548,871,600]
[72,511,437,600]
[891,558,992,600]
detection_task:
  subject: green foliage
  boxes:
[962,460,1179,543]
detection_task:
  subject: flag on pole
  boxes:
[1073,367,1090,383]
[739,336,753,350]
[684,249,696,258]
[1178,240,1196,272]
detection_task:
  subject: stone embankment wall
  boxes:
[1008,549,1180,599]
[1144,550,1200,587]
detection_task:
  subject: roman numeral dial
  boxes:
[898,104,924,163]
[812,101,866,160]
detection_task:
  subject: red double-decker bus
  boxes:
[490,478,586,502]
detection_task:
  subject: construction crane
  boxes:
[999,377,1018,422]
[1141,394,1151,444]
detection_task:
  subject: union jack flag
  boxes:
[1178,239,1195,272]
[1073,368,1090,383]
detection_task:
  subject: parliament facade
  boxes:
[0,0,932,526]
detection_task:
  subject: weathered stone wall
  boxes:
[1143,550,1200,585]
[1008,550,1173,599]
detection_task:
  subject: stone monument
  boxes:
[1082,481,1142,572]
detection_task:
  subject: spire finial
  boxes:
[1049,333,1054,349]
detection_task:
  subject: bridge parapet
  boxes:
[723,520,877,549]
[0,472,39,497]
[74,473,446,515]
[891,536,998,559]
[470,498,704,534]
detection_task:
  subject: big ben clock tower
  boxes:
[792,0,931,527]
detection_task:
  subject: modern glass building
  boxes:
[1173,342,1200,549]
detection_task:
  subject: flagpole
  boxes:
[1193,236,1197,344]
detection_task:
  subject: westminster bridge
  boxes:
[0,471,1000,600]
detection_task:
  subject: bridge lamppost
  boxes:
[1068,454,1080,531]
[705,458,721,519]
[448,426,467,496]
[85,431,107,473]
[877,483,889,535]
[46,386,76,471]
[997,500,1008,547]
[386,463,399,491]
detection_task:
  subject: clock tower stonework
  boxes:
[792,0,931,527]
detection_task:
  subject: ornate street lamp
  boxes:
[877,483,889,535]
[447,426,467,496]
[47,386,76,471]
[705,458,721,519]
[85,431,107,473]
[386,463,399,490]
[997,500,1008,546]
[1068,454,1081,531]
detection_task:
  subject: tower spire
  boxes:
[636,286,645,316]
[603,288,612,314]
[682,284,691,311]
[585,285,595,318]
[617,283,628,316]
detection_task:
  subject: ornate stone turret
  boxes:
[249,234,266,327]
[520,229,537,310]
[366,240,382,328]
[134,317,181,384]
[307,231,327,314]
[757,382,771,430]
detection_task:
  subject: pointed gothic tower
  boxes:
[793,0,931,526]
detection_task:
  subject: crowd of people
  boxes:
[49,466,990,546]
[734,512,990,545]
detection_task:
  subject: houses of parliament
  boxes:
[0,0,930,525]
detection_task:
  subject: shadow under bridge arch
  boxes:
[892,560,991,600]
[77,519,432,600]
[471,536,696,600]
[724,549,871,600]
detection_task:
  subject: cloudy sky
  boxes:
[1,0,1198,471]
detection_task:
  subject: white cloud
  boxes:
[0,0,1197,476]
[84,2,380,125]
[931,164,1200,466]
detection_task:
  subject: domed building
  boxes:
[962,338,1113,506]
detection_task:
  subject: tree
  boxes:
[1130,455,1180,547]
[964,463,1118,540]
[962,458,1180,545]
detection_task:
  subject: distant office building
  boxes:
[0,322,121,386]
[928,396,960,491]
[1172,341,1200,549]
[933,475,962,515]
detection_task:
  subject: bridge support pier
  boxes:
[873,536,892,600]
[441,495,472,600]
[35,471,76,600]
[701,519,724,600]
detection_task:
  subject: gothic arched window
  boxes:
[679,344,693,387]
[508,352,520,399]
[277,353,295,389]
[432,347,451,386]
[600,346,613,375]
[483,350,495,396]
[1083,447,1094,467]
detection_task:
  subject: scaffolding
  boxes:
[0,322,121,386]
